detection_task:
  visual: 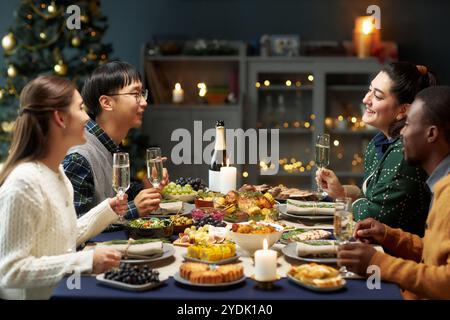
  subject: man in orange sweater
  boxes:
[338,86,450,299]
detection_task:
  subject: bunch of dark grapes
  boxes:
[175,177,207,191]
[194,216,227,228]
[192,209,226,227]
[104,263,160,285]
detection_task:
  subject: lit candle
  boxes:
[220,159,236,194]
[353,16,379,58]
[198,82,207,97]
[254,239,277,281]
[172,83,184,103]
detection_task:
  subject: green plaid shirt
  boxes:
[63,119,142,219]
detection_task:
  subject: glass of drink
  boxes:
[315,133,330,197]
[112,152,130,223]
[146,147,163,189]
[334,197,354,277]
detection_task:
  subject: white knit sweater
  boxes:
[0,162,119,300]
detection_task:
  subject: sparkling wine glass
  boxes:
[146,147,163,189]
[334,197,354,277]
[315,133,330,198]
[112,152,130,223]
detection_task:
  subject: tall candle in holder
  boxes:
[172,83,184,103]
[220,159,236,194]
[254,239,277,281]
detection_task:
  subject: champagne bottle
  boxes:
[209,120,227,192]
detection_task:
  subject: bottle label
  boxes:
[214,127,226,151]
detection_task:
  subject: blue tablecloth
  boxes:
[52,231,402,300]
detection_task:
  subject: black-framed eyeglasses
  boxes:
[107,89,148,103]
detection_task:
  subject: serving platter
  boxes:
[96,274,166,291]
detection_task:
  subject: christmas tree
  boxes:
[0,0,113,160]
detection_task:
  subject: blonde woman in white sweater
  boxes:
[0,76,128,300]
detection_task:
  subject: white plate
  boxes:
[282,242,337,264]
[96,274,165,291]
[182,253,241,265]
[173,272,246,288]
[286,273,346,292]
[121,243,175,264]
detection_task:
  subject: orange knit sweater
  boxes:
[370,174,450,300]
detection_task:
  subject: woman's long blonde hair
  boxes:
[0,76,75,186]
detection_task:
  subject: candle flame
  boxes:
[226,158,230,167]
[362,18,374,35]
[175,83,181,90]
[263,239,268,250]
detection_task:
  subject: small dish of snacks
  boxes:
[287,263,346,292]
[170,215,194,234]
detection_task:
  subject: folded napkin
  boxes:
[97,241,163,256]
[287,200,335,216]
[296,240,337,257]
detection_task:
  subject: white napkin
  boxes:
[296,241,337,257]
[287,200,335,216]
[97,241,164,256]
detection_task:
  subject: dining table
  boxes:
[51,205,402,300]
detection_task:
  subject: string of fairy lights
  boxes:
[255,76,372,177]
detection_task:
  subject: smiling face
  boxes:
[64,90,90,147]
[362,71,405,135]
[400,99,429,166]
[109,81,148,130]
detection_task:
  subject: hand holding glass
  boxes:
[112,152,130,222]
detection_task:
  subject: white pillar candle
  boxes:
[254,239,277,281]
[219,165,236,194]
[172,83,184,103]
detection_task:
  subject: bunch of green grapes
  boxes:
[163,182,197,195]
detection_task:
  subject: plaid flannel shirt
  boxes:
[63,119,142,219]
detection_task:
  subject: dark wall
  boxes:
[1,0,450,84]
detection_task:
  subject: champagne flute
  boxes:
[315,133,330,197]
[334,197,354,277]
[112,152,130,223]
[146,147,163,189]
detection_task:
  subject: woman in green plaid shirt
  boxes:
[317,62,437,236]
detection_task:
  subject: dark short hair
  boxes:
[382,62,438,137]
[415,86,450,144]
[81,61,142,119]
